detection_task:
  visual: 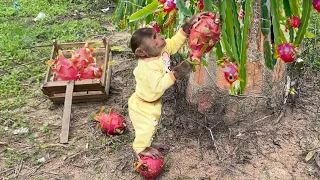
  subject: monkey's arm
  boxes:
[163,29,187,55]
[146,69,176,95]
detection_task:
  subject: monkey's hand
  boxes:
[172,61,192,80]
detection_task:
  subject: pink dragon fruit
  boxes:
[163,0,176,12]
[198,0,204,10]
[135,153,164,179]
[79,64,102,79]
[152,23,161,33]
[49,52,80,81]
[189,13,221,61]
[276,43,297,63]
[287,16,301,28]
[71,42,95,69]
[221,59,239,84]
[238,9,244,20]
[94,108,126,135]
[313,0,320,13]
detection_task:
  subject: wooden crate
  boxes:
[41,38,112,104]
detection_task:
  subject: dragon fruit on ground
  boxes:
[189,13,221,62]
[221,59,239,84]
[135,153,164,179]
[276,43,297,63]
[313,0,320,13]
[94,107,126,135]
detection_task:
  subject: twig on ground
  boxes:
[14,159,23,178]
[274,111,284,124]
[253,114,273,124]
[0,168,15,176]
[26,164,43,178]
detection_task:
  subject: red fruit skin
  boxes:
[95,111,126,135]
[313,0,320,13]
[136,154,164,179]
[222,60,239,84]
[287,16,301,28]
[198,0,204,10]
[278,43,296,63]
[152,24,161,33]
[79,64,102,79]
[52,55,80,81]
[163,0,176,12]
[71,46,95,69]
[189,13,221,61]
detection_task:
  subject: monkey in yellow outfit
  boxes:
[128,13,209,159]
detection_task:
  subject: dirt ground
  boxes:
[1,29,319,180]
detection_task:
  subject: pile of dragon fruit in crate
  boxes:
[47,42,103,81]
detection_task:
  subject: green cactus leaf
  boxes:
[203,0,214,12]
[294,0,312,46]
[264,40,273,70]
[176,0,192,16]
[215,42,224,60]
[129,0,160,22]
[270,0,282,45]
[288,0,299,16]
[113,0,126,25]
[261,0,270,35]
[239,0,254,94]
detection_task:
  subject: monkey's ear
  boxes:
[135,48,146,57]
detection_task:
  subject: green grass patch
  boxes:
[0,0,110,126]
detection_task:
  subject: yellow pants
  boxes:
[128,93,161,154]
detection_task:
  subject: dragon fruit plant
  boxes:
[275,43,297,63]
[114,0,313,94]
[47,42,103,81]
[313,0,320,12]
[94,107,126,135]
[135,152,164,179]
[189,13,221,62]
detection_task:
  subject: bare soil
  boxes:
[0,29,319,180]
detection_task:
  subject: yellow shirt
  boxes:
[133,29,187,102]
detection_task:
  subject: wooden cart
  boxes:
[41,38,112,144]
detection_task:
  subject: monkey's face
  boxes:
[143,31,166,57]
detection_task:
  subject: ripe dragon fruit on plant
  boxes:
[94,107,126,135]
[198,0,204,10]
[221,59,239,84]
[135,153,164,180]
[163,0,176,13]
[313,0,320,13]
[287,16,301,28]
[275,43,297,63]
[189,13,221,62]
